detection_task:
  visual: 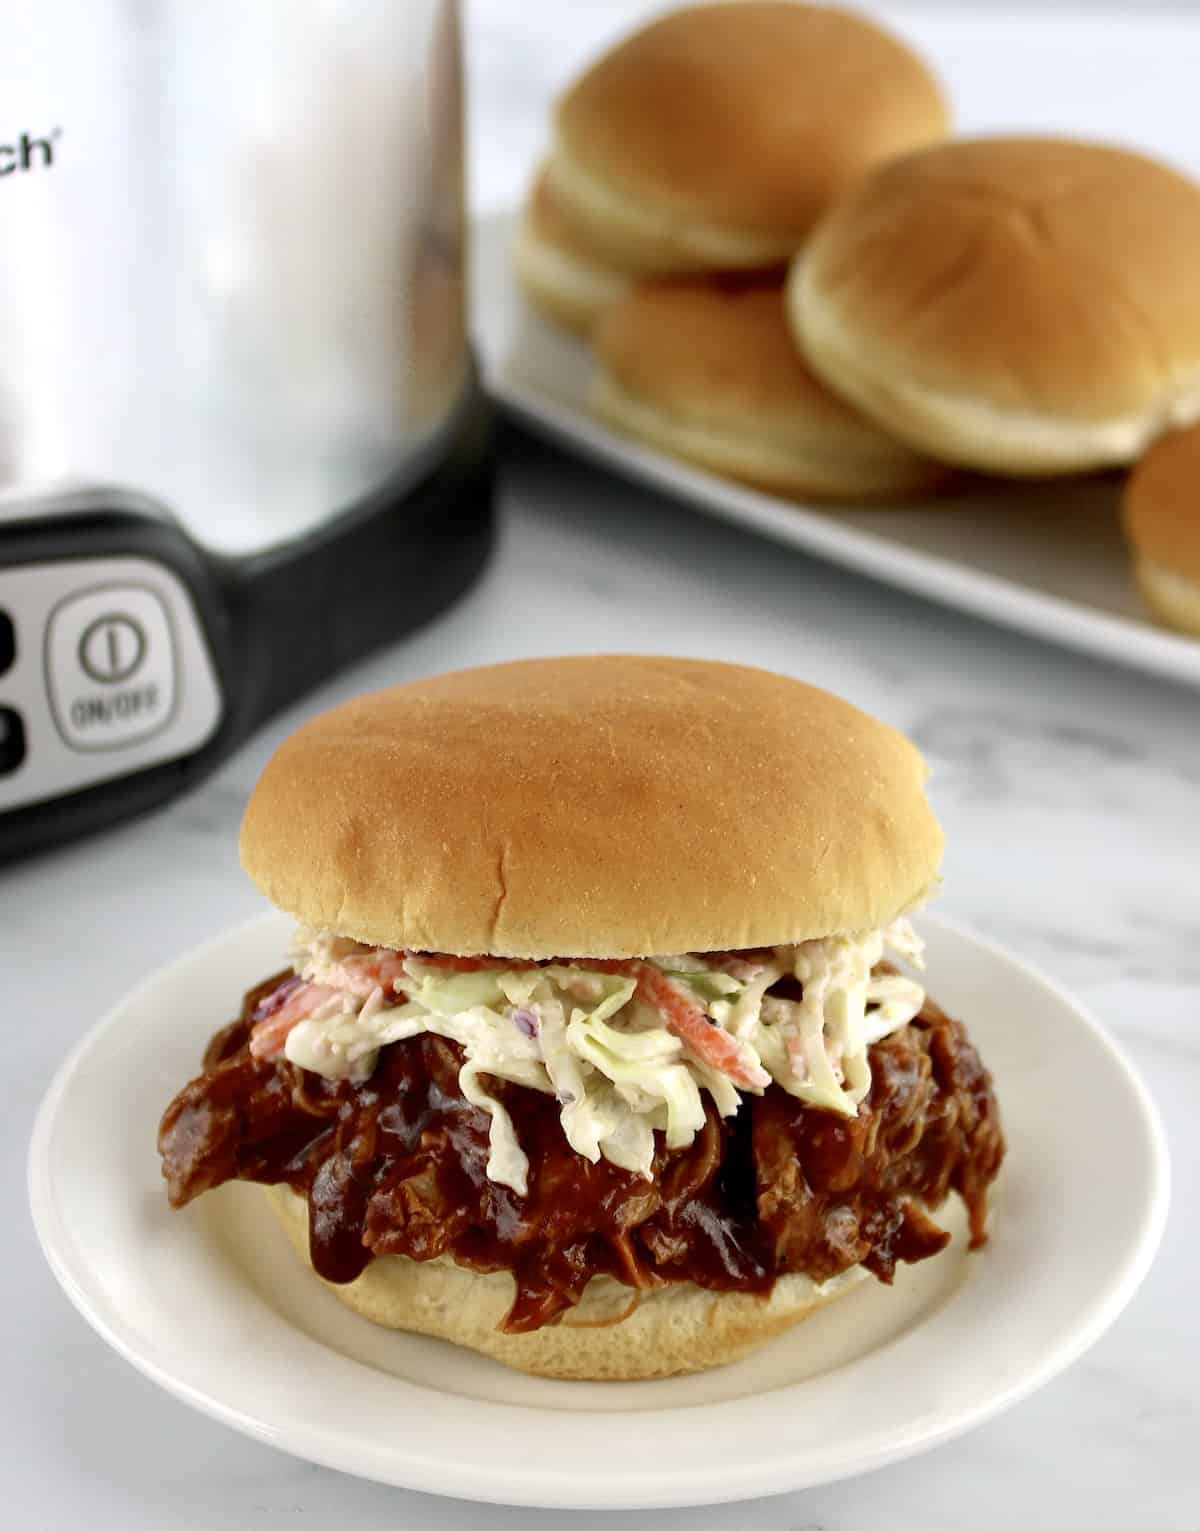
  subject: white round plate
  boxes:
[30,911,1167,1509]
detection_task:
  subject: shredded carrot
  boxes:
[585,959,768,1090]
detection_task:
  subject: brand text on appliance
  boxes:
[0,130,61,177]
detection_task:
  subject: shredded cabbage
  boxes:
[275,919,928,1193]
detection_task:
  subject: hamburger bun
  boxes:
[265,1181,867,1379]
[790,137,1200,476]
[513,167,629,336]
[239,656,943,958]
[547,2,950,274]
[1123,423,1200,635]
[591,275,950,501]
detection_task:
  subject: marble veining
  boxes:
[3,5,1197,1528]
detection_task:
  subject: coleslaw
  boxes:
[248,922,928,1196]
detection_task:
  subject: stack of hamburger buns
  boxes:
[513,1,1200,638]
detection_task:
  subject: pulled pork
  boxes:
[159,972,1004,1333]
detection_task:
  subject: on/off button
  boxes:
[78,614,147,684]
[46,585,177,751]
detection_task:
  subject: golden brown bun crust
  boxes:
[523,165,611,264]
[265,1182,865,1379]
[1131,560,1200,636]
[239,656,943,958]
[513,169,628,335]
[1124,424,1200,583]
[592,276,950,500]
[552,2,949,271]
[793,137,1200,475]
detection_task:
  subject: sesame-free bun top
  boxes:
[240,656,943,958]
[547,2,949,274]
[1124,423,1200,584]
[791,137,1200,475]
[1122,423,1200,635]
[591,275,948,500]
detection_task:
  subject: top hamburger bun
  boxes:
[1123,422,1200,635]
[790,137,1200,476]
[546,2,950,274]
[240,656,943,957]
[591,274,949,501]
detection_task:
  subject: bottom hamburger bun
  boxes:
[591,277,949,503]
[265,1182,868,1380]
[1123,423,1200,635]
[513,168,630,337]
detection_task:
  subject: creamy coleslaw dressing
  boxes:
[263,922,928,1196]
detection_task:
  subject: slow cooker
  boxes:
[0,0,493,859]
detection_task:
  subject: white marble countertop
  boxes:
[4,4,1197,1527]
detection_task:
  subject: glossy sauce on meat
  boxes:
[159,970,1004,1332]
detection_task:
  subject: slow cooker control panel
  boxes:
[0,557,224,815]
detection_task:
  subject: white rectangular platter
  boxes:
[471,211,1200,690]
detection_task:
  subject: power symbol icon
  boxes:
[78,614,147,684]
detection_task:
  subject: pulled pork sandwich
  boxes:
[158,656,1003,1380]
